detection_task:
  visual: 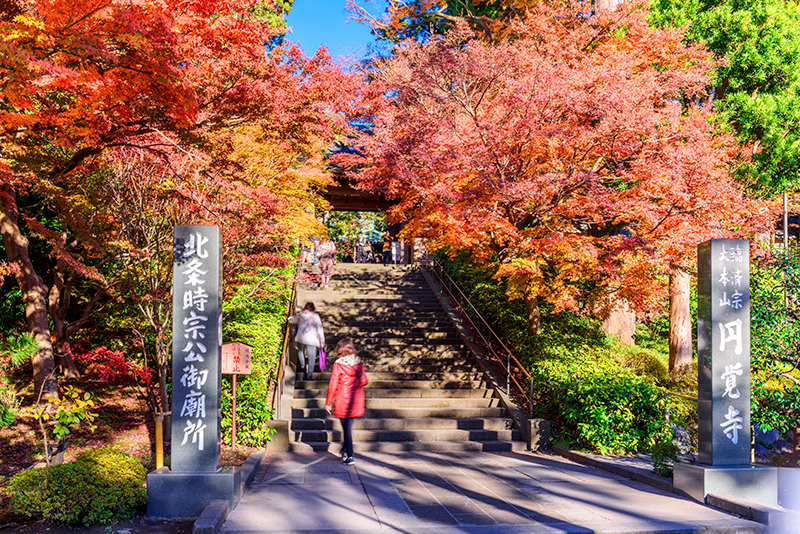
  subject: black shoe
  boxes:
[307,373,314,381]
[344,457,355,466]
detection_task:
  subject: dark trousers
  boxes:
[383,251,391,265]
[356,248,367,263]
[341,417,354,458]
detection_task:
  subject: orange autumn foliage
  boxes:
[0,0,360,399]
[343,0,774,333]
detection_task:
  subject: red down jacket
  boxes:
[325,355,368,419]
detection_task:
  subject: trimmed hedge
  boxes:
[8,446,146,525]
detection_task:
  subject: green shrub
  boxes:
[436,249,675,455]
[554,370,671,454]
[617,348,669,384]
[0,375,18,427]
[750,248,800,432]
[651,439,679,477]
[8,446,146,525]
[221,265,291,446]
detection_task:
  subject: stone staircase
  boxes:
[288,263,524,452]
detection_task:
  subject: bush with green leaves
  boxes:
[750,248,800,433]
[0,332,37,428]
[0,375,17,427]
[437,250,674,454]
[549,366,671,454]
[651,439,680,477]
[220,266,292,446]
[8,446,146,525]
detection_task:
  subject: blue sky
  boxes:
[285,1,383,62]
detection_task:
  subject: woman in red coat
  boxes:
[325,338,368,465]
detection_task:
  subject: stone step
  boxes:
[325,344,466,352]
[323,303,445,312]
[290,417,517,432]
[293,397,503,409]
[301,362,478,376]
[293,387,493,399]
[291,428,522,443]
[303,371,485,381]
[287,440,526,453]
[325,296,439,305]
[312,364,480,374]
[291,407,508,419]
[295,379,491,390]
[327,326,459,335]
[323,313,450,322]
[316,356,471,367]
[328,332,462,341]
[322,359,481,376]
[327,285,429,291]
[322,349,471,359]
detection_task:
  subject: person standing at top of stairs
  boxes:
[289,302,325,380]
[318,239,336,289]
[354,232,368,264]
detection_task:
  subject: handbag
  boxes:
[319,348,326,371]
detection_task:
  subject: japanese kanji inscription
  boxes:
[697,239,751,466]
[171,226,222,472]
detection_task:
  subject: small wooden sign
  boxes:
[221,342,252,375]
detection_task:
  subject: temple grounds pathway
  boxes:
[220,450,765,534]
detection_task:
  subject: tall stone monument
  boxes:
[171,225,222,471]
[674,239,777,507]
[147,226,248,517]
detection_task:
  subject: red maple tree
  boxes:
[343,1,773,342]
[0,0,359,399]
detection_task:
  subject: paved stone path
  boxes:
[220,450,764,534]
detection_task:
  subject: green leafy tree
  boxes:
[650,0,800,195]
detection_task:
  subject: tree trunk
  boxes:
[600,297,636,345]
[793,425,800,458]
[159,362,170,438]
[0,185,59,401]
[524,291,542,337]
[669,269,693,373]
[48,254,81,379]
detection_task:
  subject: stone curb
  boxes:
[706,493,786,532]
[192,499,229,534]
[552,446,798,532]
[552,446,674,494]
[192,449,265,534]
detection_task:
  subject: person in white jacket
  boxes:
[288,302,325,380]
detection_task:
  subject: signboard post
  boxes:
[222,342,253,448]
[673,239,777,507]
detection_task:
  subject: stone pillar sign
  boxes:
[171,225,222,472]
[674,238,777,509]
[148,225,253,518]
[697,239,750,466]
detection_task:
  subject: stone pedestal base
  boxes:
[779,467,800,510]
[147,467,244,518]
[673,463,778,508]
[527,419,550,451]
[266,420,289,452]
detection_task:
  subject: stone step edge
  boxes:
[286,440,527,452]
[290,429,523,442]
